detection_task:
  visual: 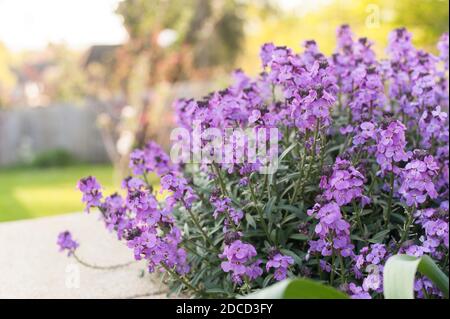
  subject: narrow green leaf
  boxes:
[241,278,348,299]
[383,254,449,299]
[368,229,391,243]
[245,213,257,229]
[279,143,297,162]
[289,233,308,241]
[417,255,449,299]
[283,279,349,299]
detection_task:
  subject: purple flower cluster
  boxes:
[320,157,367,206]
[57,231,79,256]
[261,41,338,132]
[419,106,448,148]
[211,195,243,230]
[62,25,449,299]
[404,203,449,260]
[333,25,386,123]
[346,283,371,299]
[375,120,410,174]
[307,202,353,259]
[351,121,377,149]
[77,176,102,212]
[399,153,439,207]
[129,141,177,176]
[438,33,449,70]
[73,144,191,275]
[385,28,417,117]
[161,173,198,209]
[351,244,388,298]
[219,240,263,285]
[266,253,295,281]
[386,28,448,120]
[174,71,272,133]
[307,156,368,261]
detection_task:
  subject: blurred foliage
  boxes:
[44,44,87,104]
[395,0,449,41]
[114,0,245,87]
[1,0,447,106]
[240,0,449,74]
[29,149,78,168]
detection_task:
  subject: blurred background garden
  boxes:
[0,0,448,222]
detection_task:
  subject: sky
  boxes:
[0,0,330,52]
[0,0,127,51]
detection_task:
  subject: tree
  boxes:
[115,0,245,85]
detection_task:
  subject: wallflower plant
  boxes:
[58,26,449,299]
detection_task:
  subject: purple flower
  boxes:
[399,154,439,206]
[260,43,275,67]
[322,157,365,206]
[376,120,410,174]
[406,206,449,258]
[347,283,372,299]
[336,24,354,51]
[77,176,102,212]
[438,33,449,70]
[219,240,262,285]
[347,64,385,122]
[211,196,244,230]
[308,202,354,258]
[354,244,388,271]
[419,106,448,148]
[212,197,232,219]
[415,277,443,299]
[100,193,130,239]
[161,173,198,209]
[266,253,295,281]
[57,231,79,256]
[129,141,176,176]
[229,208,244,225]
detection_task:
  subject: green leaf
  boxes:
[368,229,391,243]
[278,204,304,217]
[278,143,297,163]
[241,278,349,299]
[383,254,449,299]
[289,233,308,241]
[280,213,298,225]
[264,197,277,218]
[245,213,257,229]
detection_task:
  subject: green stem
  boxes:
[386,171,395,225]
[397,206,415,250]
[182,199,218,252]
[213,163,229,197]
[330,249,336,286]
[179,242,215,267]
[295,119,320,203]
[160,263,203,295]
[73,253,135,270]
[353,201,364,235]
[290,144,305,204]
[317,255,323,280]
[338,254,347,283]
[211,164,240,232]
[248,176,271,243]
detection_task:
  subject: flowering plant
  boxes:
[59,26,449,299]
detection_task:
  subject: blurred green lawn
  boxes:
[0,165,116,222]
